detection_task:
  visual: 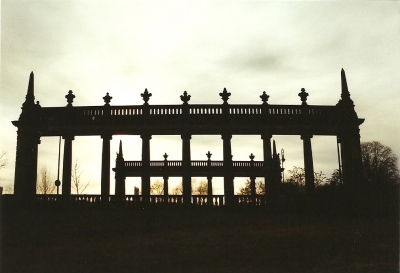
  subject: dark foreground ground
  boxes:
[1,204,398,273]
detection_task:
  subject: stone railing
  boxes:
[34,194,228,207]
[124,160,265,168]
[41,104,336,119]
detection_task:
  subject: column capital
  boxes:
[181,133,191,140]
[62,135,75,140]
[300,134,313,140]
[261,133,272,140]
[221,133,232,140]
[101,134,112,140]
[140,134,152,140]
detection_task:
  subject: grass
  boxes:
[1,204,398,273]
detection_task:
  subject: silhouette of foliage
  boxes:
[237,179,265,195]
[150,180,164,195]
[192,179,208,195]
[286,166,327,191]
[71,159,89,195]
[171,183,182,195]
[328,169,342,186]
[361,141,400,186]
[36,166,55,194]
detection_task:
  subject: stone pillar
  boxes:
[261,134,272,194]
[181,134,191,205]
[62,135,74,196]
[207,176,213,205]
[115,174,126,202]
[340,128,363,188]
[222,133,234,206]
[301,134,315,194]
[206,151,213,206]
[163,176,169,203]
[250,176,256,203]
[101,134,112,202]
[249,153,256,204]
[336,69,364,188]
[14,132,40,200]
[141,134,151,205]
[114,140,125,202]
[12,72,42,202]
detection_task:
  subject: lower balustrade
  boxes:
[33,194,266,207]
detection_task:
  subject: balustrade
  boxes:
[33,194,231,206]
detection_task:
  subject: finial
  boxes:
[103,92,112,105]
[163,153,168,160]
[249,153,255,161]
[141,88,152,104]
[22,72,35,108]
[260,91,269,105]
[118,140,123,157]
[219,88,231,104]
[26,72,35,101]
[298,88,308,105]
[206,151,212,160]
[65,90,75,107]
[273,140,277,158]
[341,68,353,101]
[180,91,191,104]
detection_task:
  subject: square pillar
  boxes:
[101,134,112,202]
[301,134,315,194]
[181,134,191,205]
[222,133,234,206]
[141,134,151,205]
[62,135,74,197]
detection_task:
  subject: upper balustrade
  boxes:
[40,103,335,118]
[28,87,346,137]
[124,160,264,168]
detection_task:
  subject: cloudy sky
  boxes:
[1,1,399,194]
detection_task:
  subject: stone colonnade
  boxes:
[57,132,316,205]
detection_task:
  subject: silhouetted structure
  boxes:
[12,69,364,206]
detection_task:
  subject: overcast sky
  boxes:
[1,1,399,194]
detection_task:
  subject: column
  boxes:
[101,134,112,202]
[114,140,125,202]
[340,127,363,188]
[181,134,191,205]
[141,134,151,205]
[261,134,272,194]
[163,176,169,203]
[115,172,126,202]
[249,153,256,204]
[14,133,40,200]
[301,134,315,194]
[207,176,213,206]
[62,135,74,196]
[222,133,234,206]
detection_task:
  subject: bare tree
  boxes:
[314,171,327,188]
[328,169,342,186]
[361,141,400,186]
[71,159,89,195]
[36,166,56,194]
[237,179,265,195]
[171,183,183,195]
[150,180,164,195]
[285,166,327,191]
[192,179,208,195]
